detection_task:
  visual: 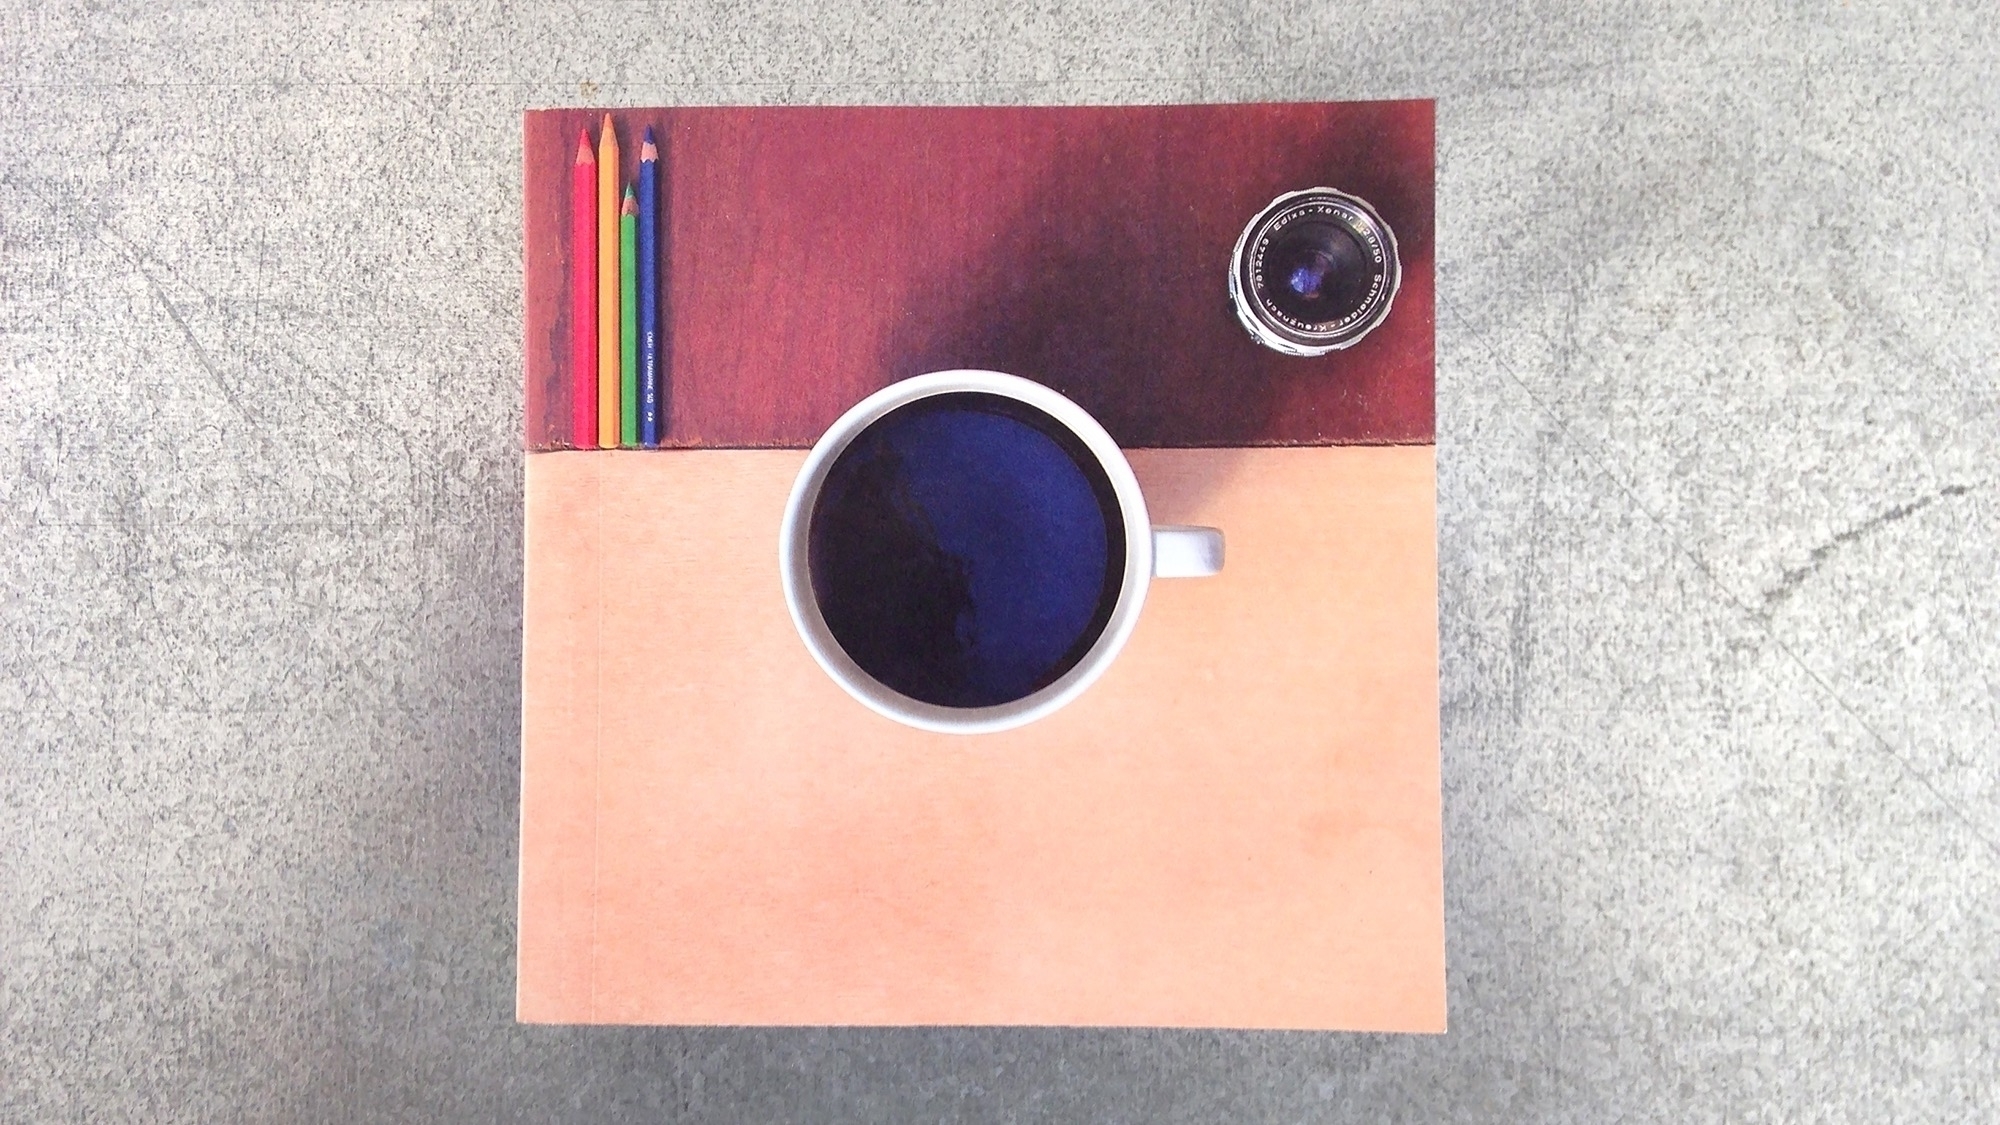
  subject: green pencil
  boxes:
[619,186,638,447]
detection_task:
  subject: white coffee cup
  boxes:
[778,370,1223,734]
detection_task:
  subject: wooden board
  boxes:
[522,103,1434,450]
[517,446,1443,1029]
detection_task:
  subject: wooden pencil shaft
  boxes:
[569,132,597,449]
[620,193,638,448]
[596,114,620,449]
[638,133,660,448]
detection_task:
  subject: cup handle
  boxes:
[1152,526,1224,578]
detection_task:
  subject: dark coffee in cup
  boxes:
[781,370,1222,734]
[806,392,1127,709]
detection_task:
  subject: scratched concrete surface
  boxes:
[2,2,1996,1121]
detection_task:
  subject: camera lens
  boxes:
[1230,188,1400,356]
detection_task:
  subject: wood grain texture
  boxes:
[523,103,1434,450]
[518,447,1443,1029]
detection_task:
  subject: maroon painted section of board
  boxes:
[523,103,1433,450]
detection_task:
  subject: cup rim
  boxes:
[778,370,1154,735]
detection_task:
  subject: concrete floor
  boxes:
[2,2,1995,1120]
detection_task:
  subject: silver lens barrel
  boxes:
[1229,187,1401,356]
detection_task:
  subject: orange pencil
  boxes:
[596,113,621,448]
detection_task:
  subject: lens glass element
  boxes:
[1263,220,1372,325]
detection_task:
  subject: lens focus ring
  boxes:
[1229,188,1401,356]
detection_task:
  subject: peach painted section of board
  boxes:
[517,447,1443,1029]
[522,104,1434,450]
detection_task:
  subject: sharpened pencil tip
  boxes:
[598,113,619,159]
[575,131,594,163]
[640,133,658,162]
[622,190,638,215]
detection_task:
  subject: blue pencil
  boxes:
[638,127,661,447]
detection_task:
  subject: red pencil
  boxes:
[569,129,598,448]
